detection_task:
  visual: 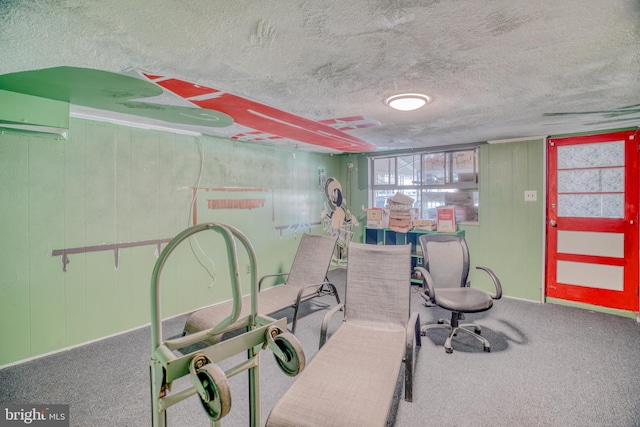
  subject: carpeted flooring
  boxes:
[1,268,639,426]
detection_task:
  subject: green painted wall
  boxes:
[0,119,340,366]
[461,140,545,301]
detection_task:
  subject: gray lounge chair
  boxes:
[183,233,340,339]
[266,242,421,427]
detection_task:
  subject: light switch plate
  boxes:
[524,190,537,202]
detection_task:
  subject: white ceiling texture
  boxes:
[1,0,640,153]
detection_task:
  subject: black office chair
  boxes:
[414,234,502,353]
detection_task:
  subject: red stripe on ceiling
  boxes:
[143,73,376,152]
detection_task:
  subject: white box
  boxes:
[367,208,389,229]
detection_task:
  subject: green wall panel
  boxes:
[462,140,545,301]
[62,121,87,347]
[114,126,134,330]
[0,118,341,366]
[83,123,119,340]
[28,136,66,356]
[0,137,31,363]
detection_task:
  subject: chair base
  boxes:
[421,315,490,354]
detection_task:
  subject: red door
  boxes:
[546,130,639,312]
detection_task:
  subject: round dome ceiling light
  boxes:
[385,93,431,111]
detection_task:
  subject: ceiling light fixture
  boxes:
[385,93,431,111]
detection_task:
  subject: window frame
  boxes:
[369,147,480,222]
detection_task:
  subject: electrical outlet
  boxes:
[524,190,537,202]
[245,264,251,274]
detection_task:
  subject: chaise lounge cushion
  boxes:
[266,322,405,427]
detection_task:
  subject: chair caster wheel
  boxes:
[484,346,491,353]
[445,347,453,354]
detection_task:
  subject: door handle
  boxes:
[550,220,557,227]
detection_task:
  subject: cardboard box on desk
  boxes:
[388,209,418,233]
[367,208,389,229]
[413,219,437,231]
[387,207,418,220]
[388,214,412,233]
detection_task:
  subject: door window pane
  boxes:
[558,168,624,193]
[557,141,624,169]
[556,141,625,219]
[602,194,624,218]
[601,168,624,192]
[558,169,600,193]
[558,194,624,218]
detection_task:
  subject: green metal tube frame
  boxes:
[149,222,283,427]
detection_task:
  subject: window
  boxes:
[370,148,479,222]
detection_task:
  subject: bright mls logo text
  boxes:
[0,405,69,426]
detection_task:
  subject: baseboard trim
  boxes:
[545,297,638,319]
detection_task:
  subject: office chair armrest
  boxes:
[414,266,436,305]
[258,272,289,290]
[319,302,345,349]
[476,266,502,299]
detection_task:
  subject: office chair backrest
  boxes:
[419,234,470,289]
[345,242,411,330]
[286,233,338,288]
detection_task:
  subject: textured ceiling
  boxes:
[1,0,640,153]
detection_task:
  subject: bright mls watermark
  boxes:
[0,405,69,426]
